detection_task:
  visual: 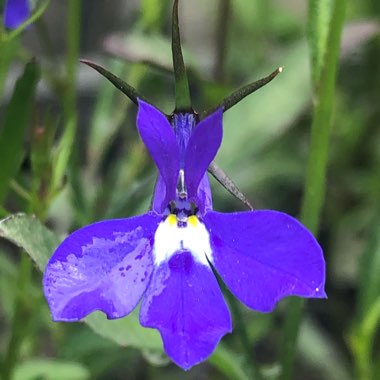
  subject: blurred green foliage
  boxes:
[0,0,380,379]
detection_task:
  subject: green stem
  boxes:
[352,297,380,380]
[280,1,347,379]
[224,289,261,380]
[214,0,231,82]
[10,180,32,202]
[1,255,32,380]
[64,0,81,121]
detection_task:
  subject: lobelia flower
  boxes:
[43,99,326,369]
[3,0,30,29]
[43,0,326,370]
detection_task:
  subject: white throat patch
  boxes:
[153,214,212,267]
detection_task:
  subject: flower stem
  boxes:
[279,0,347,379]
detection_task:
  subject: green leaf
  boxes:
[85,311,162,351]
[140,0,170,32]
[0,39,19,99]
[13,359,90,380]
[209,344,250,380]
[0,60,40,204]
[0,214,163,353]
[0,214,60,271]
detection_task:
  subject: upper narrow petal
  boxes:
[140,251,232,370]
[4,0,30,29]
[136,99,180,210]
[43,213,161,321]
[204,210,326,312]
[184,108,223,201]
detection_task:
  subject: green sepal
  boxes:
[80,59,148,105]
[203,67,282,118]
[172,0,192,112]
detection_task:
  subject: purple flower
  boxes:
[43,99,326,370]
[3,0,30,29]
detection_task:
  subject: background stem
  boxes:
[214,0,231,82]
[280,1,347,379]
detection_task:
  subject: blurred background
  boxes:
[1,0,380,379]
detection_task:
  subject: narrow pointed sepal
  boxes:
[172,0,192,112]
[208,161,253,210]
[80,59,148,106]
[203,67,283,118]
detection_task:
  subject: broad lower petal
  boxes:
[4,0,30,29]
[140,251,231,370]
[137,99,180,210]
[43,213,161,321]
[204,210,326,312]
[184,108,223,201]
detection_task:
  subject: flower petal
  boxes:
[151,175,166,213]
[204,210,326,312]
[3,0,30,29]
[43,213,161,321]
[137,99,180,210]
[184,108,223,201]
[197,174,213,212]
[140,251,231,370]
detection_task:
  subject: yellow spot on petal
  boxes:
[166,214,177,226]
[188,215,198,227]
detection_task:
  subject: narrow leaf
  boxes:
[0,60,40,204]
[0,39,19,99]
